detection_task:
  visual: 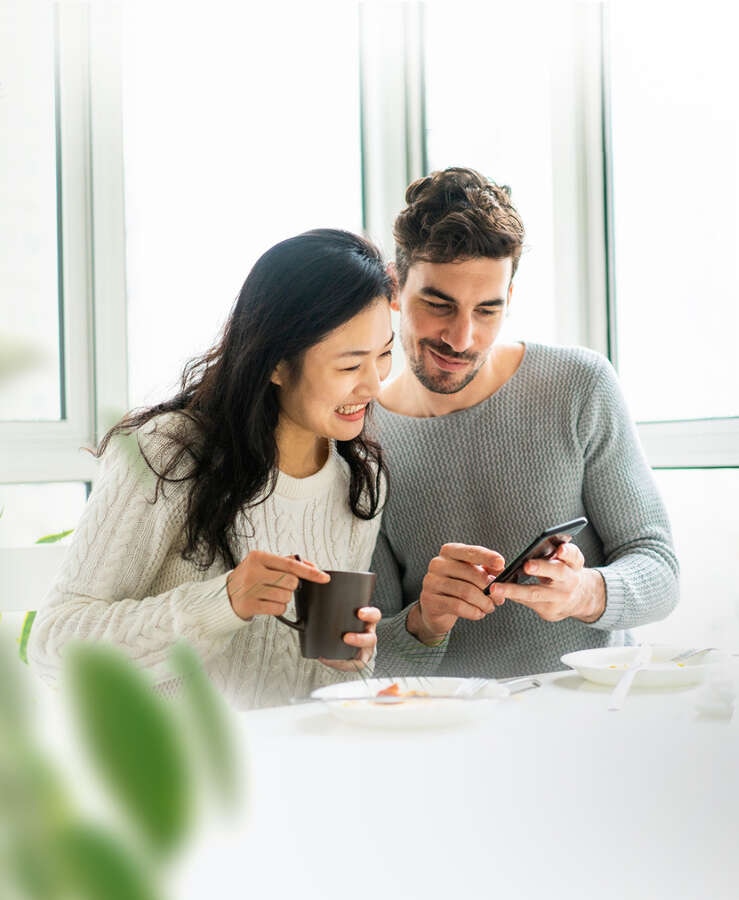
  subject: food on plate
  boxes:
[374,682,429,701]
[376,682,401,697]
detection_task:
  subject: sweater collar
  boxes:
[274,443,343,500]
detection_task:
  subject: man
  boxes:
[372,167,679,678]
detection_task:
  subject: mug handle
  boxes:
[275,613,303,631]
[275,578,304,632]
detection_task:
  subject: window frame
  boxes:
[4,0,736,493]
[599,0,739,469]
[0,4,128,486]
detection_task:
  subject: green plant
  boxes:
[0,637,243,900]
[15,529,74,664]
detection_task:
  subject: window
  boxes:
[606,0,739,467]
[4,1,737,640]
[605,0,739,644]
[423,0,562,346]
[0,3,106,505]
[0,1,61,423]
[120,2,363,407]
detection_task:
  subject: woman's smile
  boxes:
[335,402,369,421]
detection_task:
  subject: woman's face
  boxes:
[273,298,393,445]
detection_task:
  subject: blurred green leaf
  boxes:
[35,529,74,544]
[64,643,191,857]
[18,610,37,664]
[0,632,28,731]
[169,642,242,810]
[56,822,160,900]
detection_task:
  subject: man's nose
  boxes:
[441,314,474,352]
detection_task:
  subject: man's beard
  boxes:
[407,339,486,395]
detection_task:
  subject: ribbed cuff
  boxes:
[587,567,626,630]
[376,606,449,676]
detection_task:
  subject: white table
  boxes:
[176,669,739,900]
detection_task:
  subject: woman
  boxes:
[28,229,394,708]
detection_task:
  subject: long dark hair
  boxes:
[98,229,393,569]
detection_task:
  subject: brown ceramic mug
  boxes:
[275,570,377,659]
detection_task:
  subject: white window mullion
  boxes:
[359,0,425,258]
[637,419,739,469]
[89,1,129,442]
[0,4,96,484]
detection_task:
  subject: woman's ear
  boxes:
[387,262,401,311]
[270,360,286,387]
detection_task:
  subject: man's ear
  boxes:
[387,262,401,312]
[505,280,514,315]
[271,360,286,387]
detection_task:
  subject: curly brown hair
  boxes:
[393,167,526,287]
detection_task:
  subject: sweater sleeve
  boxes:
[27,429,247,687]
[577,356,680,630]
[373,529,450,676]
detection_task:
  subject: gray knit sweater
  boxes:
[371,343,679,678]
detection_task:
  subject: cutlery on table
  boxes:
[608,643,653,711]
[670,647,717,663]
[500,675,542,694]
[453,676,542,698]
[453,678,488,698]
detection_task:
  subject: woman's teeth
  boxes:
[336,403,366,415]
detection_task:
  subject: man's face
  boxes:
[395,257,514,394]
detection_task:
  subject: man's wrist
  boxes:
[406,602,449,646]
[574,569,607,624]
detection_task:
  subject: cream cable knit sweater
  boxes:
[28,418,383,709]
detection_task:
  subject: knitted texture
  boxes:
[28,417,383,709]
[372,343,679,678]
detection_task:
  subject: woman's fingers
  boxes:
[355,606,381,625]
[320,606,380,670]
[228,550,330,620]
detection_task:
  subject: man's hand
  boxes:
[486,541,605,623]
[406,543,506,645]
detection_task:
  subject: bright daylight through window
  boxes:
[609,1,739,423]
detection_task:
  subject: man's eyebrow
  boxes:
[335,332,395,358]
[420,286,505,307]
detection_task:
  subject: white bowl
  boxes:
[561,644,725,687]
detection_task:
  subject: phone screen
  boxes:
[492,517,588,586]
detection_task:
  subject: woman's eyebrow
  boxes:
[335,332,395,358]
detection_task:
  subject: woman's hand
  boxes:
[319,606,381,672]
[226,551,329,621]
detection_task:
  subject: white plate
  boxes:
[561,645,726,687]
[310,677,509,729]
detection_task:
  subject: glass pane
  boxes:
[0,0,62,421]
[0,482,87,548]
[424,1,560,345]
[609,1,739,421]
[121,2,363,407]
[635,468,739,648]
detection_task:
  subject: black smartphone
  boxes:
[485,517,589,589]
